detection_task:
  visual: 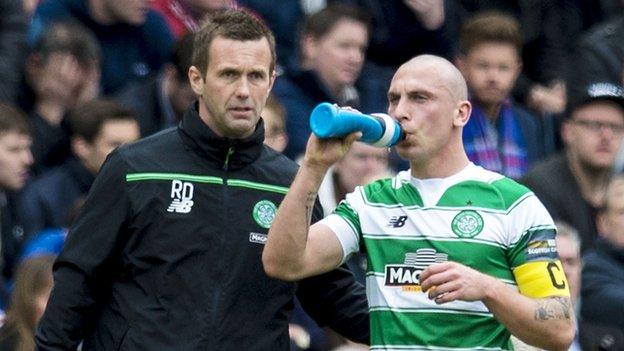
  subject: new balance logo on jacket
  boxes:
[167,180,194,213]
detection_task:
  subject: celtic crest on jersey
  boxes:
[451,210,484,238]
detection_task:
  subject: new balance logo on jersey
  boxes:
[167,180,194,213]
[387,215,407,228]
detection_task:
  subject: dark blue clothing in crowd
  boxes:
[581,238,624,331]
[18,157,93,239]
[342,0,453,66]
[115,74,177,137]
[273,65,388,159]
[29,0,174,95]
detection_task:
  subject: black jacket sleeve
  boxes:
[295,200,370,344]
[35,151,132,350]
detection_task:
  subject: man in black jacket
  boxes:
[35,9,369,350]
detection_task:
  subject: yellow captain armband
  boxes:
[513,260,570,298]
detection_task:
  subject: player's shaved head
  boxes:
[399,55,468,101]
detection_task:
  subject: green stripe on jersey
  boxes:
[490,178,532,209]
[370,310,512,349]
[364,237,515,282]
[126,173,223,184]
[436,179,532,210]
[363,179,424,207]
[335,201,362,237]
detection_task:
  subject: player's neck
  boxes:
[410,149,471,180]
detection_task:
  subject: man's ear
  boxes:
[267,70,277,96]
[454,100,472,127]
[188,66,204,96]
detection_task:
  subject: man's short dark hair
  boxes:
[192,9,276,77]
[302,4,371,40]
[66,99,136,143]
[33,21,101,68]
[0,103,31,136]
[459,11,522,56]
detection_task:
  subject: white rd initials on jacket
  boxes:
[167,180,194,213]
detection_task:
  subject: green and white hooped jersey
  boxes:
[320,163,557,351]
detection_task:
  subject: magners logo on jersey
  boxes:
[384,248,448,292]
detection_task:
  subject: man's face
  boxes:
[83,120,140,174]
[189,36,275,139]
[563,101,624,171]
[598,179,624,249]
[458,43,521,107]
[388,63,463,163]
[334,142,389,192]
[0,131,33,191]
[105,0,150,25]
[306,19,368,93]
[556,235,581,304]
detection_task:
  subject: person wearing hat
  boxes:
[521,82,624,252]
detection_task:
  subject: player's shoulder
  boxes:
[440,165,534,211]
[359,171,422,207]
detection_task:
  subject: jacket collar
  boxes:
[177,102,265,170]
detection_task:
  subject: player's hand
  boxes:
[302,132,361,171]
[419,261,495,304]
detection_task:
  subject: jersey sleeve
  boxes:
[318,189,364,264]
[506,194,570,298]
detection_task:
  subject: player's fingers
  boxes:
[420,269,454,292]
[433,289,460,305]
[420,262,454,286]
[427,280,459,300]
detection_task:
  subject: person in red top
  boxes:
[152,0,235,38]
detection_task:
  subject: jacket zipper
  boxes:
[223,147,235,170]
[206,146,234,346]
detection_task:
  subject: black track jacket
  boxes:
[35,104,369,350]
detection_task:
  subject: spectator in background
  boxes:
[236,0,322,71]
[29,0,173,95]
[0,0,28,105]
[20,21,100,174]
[152,0,235,38]
[567,13,624,112]
[0,104,33,304]
[445,0,613,116]
[341,0,451,67]
[555,221,582,311]
[581,174,624,331]
[116,33,195,137]
[18,99,139,240]
[456,12,548,179]
[521,82,624,252]
[273,4,387,160]
[261,95,288,153]
[0,255,55,351]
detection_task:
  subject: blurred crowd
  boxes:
[0,0,623,350]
